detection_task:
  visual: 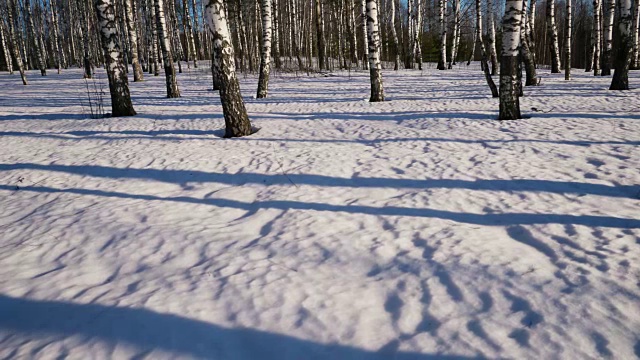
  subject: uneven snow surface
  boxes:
[0,65,639,359]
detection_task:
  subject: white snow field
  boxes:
[0,64,639,360]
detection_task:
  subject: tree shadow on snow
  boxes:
[0,294,479,359]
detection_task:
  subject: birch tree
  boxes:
[450,0,460,67]
[564,0,572,80]
[632,0,640,69]
[547,0,561,73]
[25,0,46,75]
[155,0,180,97]
[204,0,253,137]
[499,0,523,120]
[366,0,383,101]
[609,0,633,89]
[601,0,616,75]
[183,0,197,68]
[94,0,136,116]
[593,0,602,75]
[437,0,447,70]
[315,0,326,69]
[488,0,498,74]
[361,0,368,69]
[476,0,499,96]
[0,15,13,74]
[390,0,400,70]
[257,0,272,98]
[50,0,64,73]
[124,0,143,81]
[6,0,28,84]
[521,0,537,85]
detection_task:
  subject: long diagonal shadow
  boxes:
[0,163,636,199]
[1,185,638,228]
[0,294,477,359]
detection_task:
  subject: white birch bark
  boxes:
[437,0,447,70]
[272,0,281,68]
[183,0,197,68]
[415,0,422,70]
[361,0,368,69]
[0,17,13,74]
[593,0,602,75]
[50,0,64,73]
[564,0,571,80]
[7,0,27,84]
[450,0,460,67]
[476,0,498,96]
[487,0,498,74]
[632,0,640,69]
[80,0,93,78]
[390,0,400,70]
[546,0,561,72]
[601,0,616,75]
[257,0,272,98]
[366,0,383,101]
[123,0,143,81]
[94,0,136,116]
[499,0,523,120]
[204,0,253,137]
[154,0,180,97]
[25,0,46,75]
[610,0,633,89]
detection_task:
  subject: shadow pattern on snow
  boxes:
[0,294,479,359]
[0,185,638,229]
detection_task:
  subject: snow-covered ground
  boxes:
[0,64,639,359]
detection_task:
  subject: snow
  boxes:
[0,64,639,359]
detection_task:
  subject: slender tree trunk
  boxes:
[547,0,561,72]
[390,0,400,70]
[593,0,602,75]
[415,0,422,70]
[204,0,253,137]
[149,0,160,76]
[521,0,538,85]
[6,0,27,84]
[361,0,368,69]
[0,16,13,74]
[366,0,383,101]
[24,0,46,75]
[348,0,358,66]
[154,0,180,97]
[564,0,572,79]
[631,0,640,69]
[94,0,136,116]
[290,0,304,69]
[529,0,537,65]
[124,0,143,81]
[468,22,476,65]
[601,0,615,75]
[257,0,272,97]
[272,0,282,68]
[315,0,326,69]
[81,0,93,78]
[499,0,524,120]
[610,0,633,89]
[450,0,460,67]
[192,0,203,60]
[183,0,198,68]
[488,0,498,74]
[437,0,447,69]
[476,0,499,96]
[50,0,63,73]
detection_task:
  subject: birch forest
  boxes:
[0,0,639,357]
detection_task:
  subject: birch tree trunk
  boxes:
[487,0,498,74]
[348,0,358,66]
[406,0,414,69]
[610,0,633,89]
[415,0,422,70]
[366,0,383,101]
[50,0,63,73]
[315,0,326,69]
[204,0,253,138]
[361,0,368,69]
[450,0,460,67]
[25,0,46,75]
[257,0,272,98]
[6,0,27,84]
[564,0,572,80]
[94,0,136,116]
[0,17,13,74]
[601,0,615,75]
[499,0,523,120]
[593,0,602,75]
[547,0,561,73]
[154,0,180,97]
[149,0,160,76]
[529,0,537,64]
[631,0,640,69]
[390,0,400,70]
[183,0,198,68]
[81,0,93,78]
[124,0,143,81]
[437,0,447,70]
[476,0,499,96]
[272,0,282,68]
[521,0,537,85]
